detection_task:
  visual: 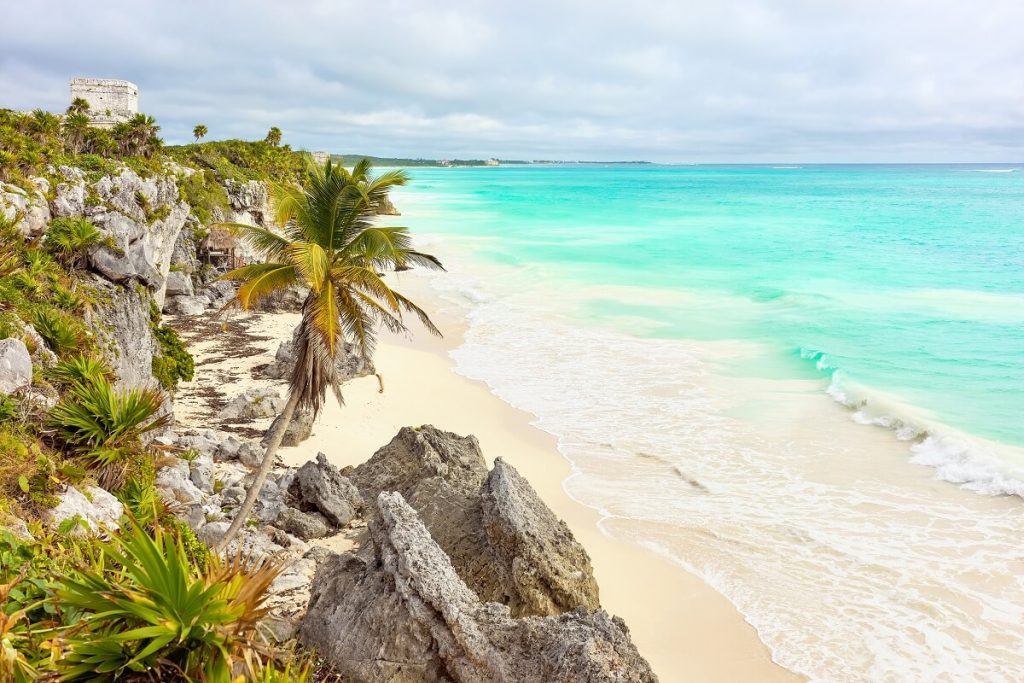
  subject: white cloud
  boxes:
[0,0,1022,161]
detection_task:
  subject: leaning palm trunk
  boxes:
[213,390,300,554]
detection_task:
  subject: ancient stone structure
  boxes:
[69,78,138,127]
[310,151,330,165]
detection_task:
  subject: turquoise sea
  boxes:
[392,164,1024,681]
[400,163,1024,492]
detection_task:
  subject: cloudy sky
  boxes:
[2,0,1022,162]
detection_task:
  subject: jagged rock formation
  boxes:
[51,166,189,306]
[299,492,656,683]
[349,425,600,616]
[88,276,157,391]
[0,178,50,236]
[291,453,364,526]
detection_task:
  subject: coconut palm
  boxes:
[67,97,90,115]
[193,124,208,143]
[264,126,282,147]
[213,158,443,551]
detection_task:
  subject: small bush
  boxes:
[32,307,84,356]
[45,216,105,269]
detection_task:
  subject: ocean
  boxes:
[391,164,1024,681]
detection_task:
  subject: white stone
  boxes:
[0,338,32,395]
[47,486,124,534]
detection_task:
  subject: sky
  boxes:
[1,0,1022,163]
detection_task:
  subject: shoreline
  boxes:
[265,274,802,682]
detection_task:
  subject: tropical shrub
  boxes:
[57,523,280,682]
[32,307,84,355]
[47,371,167,488]
[150,304,194,391]
[44,216,105,269]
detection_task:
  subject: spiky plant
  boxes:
[57,523,281,682]
[47,372,167,488]
[213,158,443,551]
[45,216,104,269]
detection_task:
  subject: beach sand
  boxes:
[174,279,800,682]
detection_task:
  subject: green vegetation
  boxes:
[264,126,282,147]
[193,123,208,143]
[168,138,307,185]
[44,216,107,269]
[214,158,443,550]
[150,301,195,391]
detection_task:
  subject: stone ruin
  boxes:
[69,78,138,127]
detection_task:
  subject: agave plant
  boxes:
[57,523,281,682]
[47,370,167,488]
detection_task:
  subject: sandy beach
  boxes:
[175,272,801,682]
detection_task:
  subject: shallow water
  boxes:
[390,164,1024,681]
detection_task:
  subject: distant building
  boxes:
[69,78,138,128]
[485,158,500,166]
[310,150,330,165]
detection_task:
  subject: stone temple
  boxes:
[69,78,138,128]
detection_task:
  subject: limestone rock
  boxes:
[350,426,600,617]
[0,338,32,395]
[254,324,374,381]
[47,486,124,534]
[0,181,50,237]
[264,407,314,447]
[276,507,330,540]
[88,276,157,390]
[217,387,285,421]
[481,458,600,616]
[164,270,194,297]
[299,492,657,683]
[155,460,205,505]
[292,453,363,526]
[164,294,209,316]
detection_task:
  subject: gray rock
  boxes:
[88,277,157,390]
[221,486,246,505]
[292,453,363,527]
[277,507,330,540]
[481,458,600,616]
[217,387,285,421]
[47,486,124,534]
[155,460,205,505]
[350,426,600,618]
[21,324,57,367]
[189,452,215,494]
[0,181,50,237]
[164,270,194,297]
[164,295,208,316]
[0,338,32,395]
[264,407,314,447]
[303,545,334,565]
[237,440,265,467]
[170,217,201,275]
[0,514,33,541]
[299,492,657,683]
[255,325,374,381]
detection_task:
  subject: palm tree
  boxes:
[67,97,91,115]
[213,158,443,551]
[264,126,282,147]
[193,124,208,143]
[62,111,91,154]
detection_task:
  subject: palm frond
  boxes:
[221,262,298,309]
[287,241,329,293]
[216,222,291,261]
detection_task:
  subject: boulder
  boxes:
[164,295,209,316]
[237,440,265,467]
[276,506,330,540]
[164,270,195,297]
[254,325,374,381]
[481,458,600,616]
[217,387,285,421]
[349,426,600,617]
[292,453,364,526]
[47,486,124,534]
[189,452,215,494]
[299,492,657,683]
[0,338,32,395]
[264,407,314,447]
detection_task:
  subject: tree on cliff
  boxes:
[193,124,208,142]
[265,126,282,147]
[67,97,90,115]
[62,111,91,154]
[213,158,443,551]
